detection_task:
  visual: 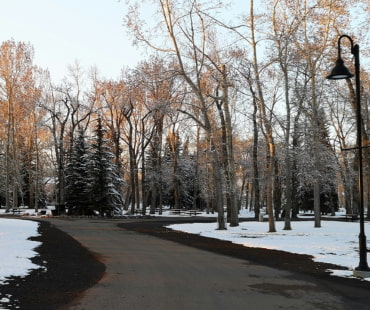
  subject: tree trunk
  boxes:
[129,143,136,215]
[192,126,201,210]
[141,120,147,215]
[274,157,282,220]
[250,0,276,232]
[291,112,302,219]
[284,157,293,229]
[211,138,226,230]
[314,182,321,228]
[220,65,239,226]
[247,79,260,220]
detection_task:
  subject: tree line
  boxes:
[0,0,369,230]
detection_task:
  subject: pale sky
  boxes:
[0,0,144,81]
[0,1,249,82]
[1,1,366,83]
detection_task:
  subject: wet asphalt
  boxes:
[43,217,369,310]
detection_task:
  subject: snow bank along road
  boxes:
[46,217,367,310]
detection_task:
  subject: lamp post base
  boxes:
[353,269,370,279]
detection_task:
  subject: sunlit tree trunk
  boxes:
[250,0,276,232]
[311,74,322,228]
[220,65,238,226]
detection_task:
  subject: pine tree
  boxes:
[162,131,181,209]
[65,130,91,215]
[296,109,339,214]
[89,117,124,216]
[162,132,197,210]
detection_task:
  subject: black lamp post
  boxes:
[327,34,370,275]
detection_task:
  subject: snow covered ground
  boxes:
[0,218,42,285]
[0,207,369,307]
[0,217,43,309]
[167,209,370,281]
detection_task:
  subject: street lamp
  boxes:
[327,34,370,277]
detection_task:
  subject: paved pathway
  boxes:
[48,218,353,310]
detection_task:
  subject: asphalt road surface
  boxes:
[43,217,370,310]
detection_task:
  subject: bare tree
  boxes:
[0,40,41,211]
[41,69,94,211]
[247,0,277,232]
[125,0,232,228]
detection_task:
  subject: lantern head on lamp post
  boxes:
[327,58,353,80]
[327,34,370,277]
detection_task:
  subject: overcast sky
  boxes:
[0,0,144,81]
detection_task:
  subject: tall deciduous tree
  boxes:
[248,0,277,232]
[291,0,353,227]
[41,66,94,212]
[125,0,231,229]
[95,80,126,167]
[271,0,302,230]
[0,40,41,211]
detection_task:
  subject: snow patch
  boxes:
[167,219,370,281]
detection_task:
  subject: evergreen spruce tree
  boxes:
[297,109,339,214]
[65,129,91,215]
[162,132,196,209]
[89,117,124,216]
[162,132,180,208]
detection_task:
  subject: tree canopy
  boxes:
[0,1,369,229]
